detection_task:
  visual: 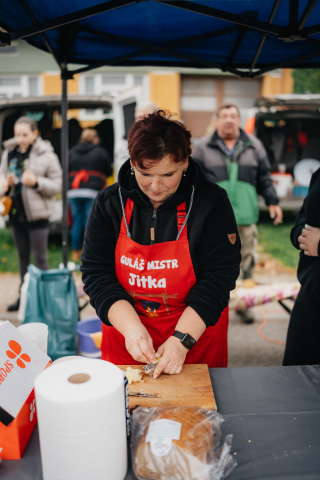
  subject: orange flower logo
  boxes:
[6,340,31,369]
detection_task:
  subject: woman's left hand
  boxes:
[153,336,188,379]
[298,224,320,257]
[21,169,37,187]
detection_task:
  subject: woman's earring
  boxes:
[183,169,187,177]
[131,167,135,175]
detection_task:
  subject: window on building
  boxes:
[222,78,261,111]
[85,76,95,94]
[0,75,41,98]
[181,77,216,96]
[133,75,143,86]
[180,76,217,139]
[223,96,256,109]
[102,75,126,85]
[80,73,132,96]
[224,79,260,96]
[28,77,39,96]
[0,77,21,86]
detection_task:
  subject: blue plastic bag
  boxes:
[23,264,78,361]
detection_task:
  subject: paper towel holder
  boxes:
[68,373,91,384]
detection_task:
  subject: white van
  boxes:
[0,87,143,231]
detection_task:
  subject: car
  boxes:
[0,87,143,233]
[245,95,320,213]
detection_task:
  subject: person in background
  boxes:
[283,168,320,366]
[68,128,112,261]
[193,104,283,324]
[0,116,62,311]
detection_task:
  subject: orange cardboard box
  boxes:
[0,321,50,460]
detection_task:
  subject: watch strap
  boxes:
[173,331,185,341]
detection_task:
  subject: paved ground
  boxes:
[0,259,297,368]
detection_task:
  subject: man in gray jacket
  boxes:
[193,104,282,323]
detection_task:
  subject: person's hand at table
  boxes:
[21,169,37,187]
[298,224,320,257]
[123,323,157,364]
[269,204,283,225]
[153,336,188,379]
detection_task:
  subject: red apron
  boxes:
[101,192,228,367]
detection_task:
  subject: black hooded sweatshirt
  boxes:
[290,168,320,299]
[81,158,241,328]
[68,142,112,191]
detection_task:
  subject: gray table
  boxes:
[2,366,320,480]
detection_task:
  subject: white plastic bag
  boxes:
[132,406,236,480]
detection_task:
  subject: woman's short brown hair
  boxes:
[128,110,191,169]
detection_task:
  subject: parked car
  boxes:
[246,95,320,212]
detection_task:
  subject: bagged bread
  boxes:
[132,406,234,480]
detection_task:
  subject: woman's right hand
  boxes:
[0,178,9,192]
[123,323,157,364]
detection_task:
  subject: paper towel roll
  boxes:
[35,359,127,480]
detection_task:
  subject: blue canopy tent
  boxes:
[1,0,320,263]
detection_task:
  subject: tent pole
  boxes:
[61,69,69,267]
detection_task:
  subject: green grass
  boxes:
[257,222,299,270]
[0,228,80,273]
[0,224,299,273]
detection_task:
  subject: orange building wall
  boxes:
[42,73,79,95]
[261,69,294,97]
[149,72,181,117]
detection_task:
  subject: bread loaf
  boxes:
[135,406,214,480]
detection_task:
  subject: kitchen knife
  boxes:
[143,357,161,377]
[128,392,161,398]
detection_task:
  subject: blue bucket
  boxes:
[76,317,102,358]
[293,185,309,197]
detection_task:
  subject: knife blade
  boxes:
[128,392,161,398]
[143,357,161,377]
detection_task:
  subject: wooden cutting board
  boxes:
[118,364,216,411]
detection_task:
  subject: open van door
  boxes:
[112,86,143,181]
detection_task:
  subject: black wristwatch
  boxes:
[173,331,196,350]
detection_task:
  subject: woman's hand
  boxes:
[298,224,320,257]
[153,336,188,379]
[123,323,157,364]
[21,169,37,187]
[0,178,9,192]
[6,173,17,187]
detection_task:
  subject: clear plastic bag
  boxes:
[131,406,236,480]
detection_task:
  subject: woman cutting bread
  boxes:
[81,110,241,377]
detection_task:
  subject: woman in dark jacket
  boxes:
[68,128,112,261]
[283,168,320,366]
[81,111,241,377]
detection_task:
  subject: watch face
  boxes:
[182,334,196,350]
